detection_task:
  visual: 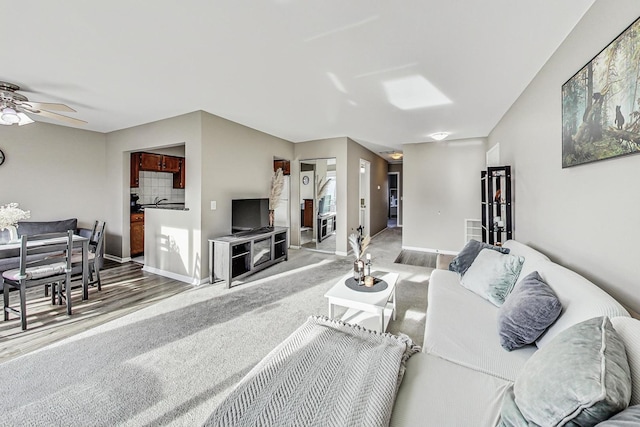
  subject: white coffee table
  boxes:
[324,271,399,333]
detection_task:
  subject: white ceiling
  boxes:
[0,1,595,159]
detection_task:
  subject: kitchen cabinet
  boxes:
[130,212,145,256]
[130,152,186,189]
[162,155,181,173]
[138,153,181,173]
[173,158,185,189]
[273,160,290,175]
[140,153,163,171]
[130,153,141,187]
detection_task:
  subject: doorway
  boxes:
[359,159,370,236]
[388,172,400,228]
[299,158,337,253]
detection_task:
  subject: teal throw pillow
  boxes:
[509,317,631,426]
[460,248,524,307]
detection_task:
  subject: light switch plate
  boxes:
[210,201,216,210]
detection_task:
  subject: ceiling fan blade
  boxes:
[30,109,87,126]
[20,101,76,112]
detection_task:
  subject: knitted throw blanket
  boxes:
[205,316,420,427]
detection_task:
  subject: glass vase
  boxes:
[353,259,364,284]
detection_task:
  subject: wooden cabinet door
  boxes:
[173,158,185,189]
[303,199,314,228]
[130,215,145,256]
[273,160,290,175]
[130,153,141,187]
[140,153,162,171]
[162,155,181,173]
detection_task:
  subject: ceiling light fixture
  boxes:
[1,107,20,124]
[430,132,449,141]
[389,152,403,160]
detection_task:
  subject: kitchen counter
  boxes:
[139,203,188,211]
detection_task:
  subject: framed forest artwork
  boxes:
[562,16,640,168]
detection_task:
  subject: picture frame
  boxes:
[562,16,640,168]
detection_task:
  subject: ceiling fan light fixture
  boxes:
[1,107,20,124]
[17,112,34,126]
[430,132,449,141]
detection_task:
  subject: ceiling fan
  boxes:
[0,81,86,127]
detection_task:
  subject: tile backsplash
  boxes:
[131,171,185,205]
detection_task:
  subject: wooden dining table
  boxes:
[0,234,90,299]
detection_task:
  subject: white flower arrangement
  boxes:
[0,203,31,230]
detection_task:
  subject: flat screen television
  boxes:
[232,198,270,233]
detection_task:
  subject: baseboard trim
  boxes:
[402,245,458,256]
[104,254,131,263]
[289,245,301,249]
[142,265,201,285]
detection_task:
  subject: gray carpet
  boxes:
[0,227,431,427]
[394,249,438,268]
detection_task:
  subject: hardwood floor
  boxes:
[0,260,192,364]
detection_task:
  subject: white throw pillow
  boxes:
[460,248,524,307]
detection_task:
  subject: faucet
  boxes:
[154,197,169,207]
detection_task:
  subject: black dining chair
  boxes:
[75,220,106,290]
[2,230,74,330]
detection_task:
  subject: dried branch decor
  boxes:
[348,233,370,260]
[269,168,285,210]
[316,176,332,200]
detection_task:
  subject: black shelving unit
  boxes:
[481,166,512,245]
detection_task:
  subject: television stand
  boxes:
[209,226,288,287]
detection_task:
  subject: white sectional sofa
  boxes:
[390,240,639,426]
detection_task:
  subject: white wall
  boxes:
[0,122,106,229]
[489,0,640,313]
[403,138,487,253]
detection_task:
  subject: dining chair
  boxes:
[77,220,106,290]
[44,220,106,297]
[2,230,74,330]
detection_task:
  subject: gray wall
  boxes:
[403,138,487,253]
[489,0,640,313]
[0,122,106,230]
[347,138,389,240]
[200,111,294,277]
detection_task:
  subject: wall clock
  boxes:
[302,176,309,185]
[0,149,4,166]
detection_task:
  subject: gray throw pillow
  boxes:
[497,271,562,351]
[595,405,640,426]
[449,239,510,276]
[510,317,631,426]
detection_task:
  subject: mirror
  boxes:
[299,158,337,253]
